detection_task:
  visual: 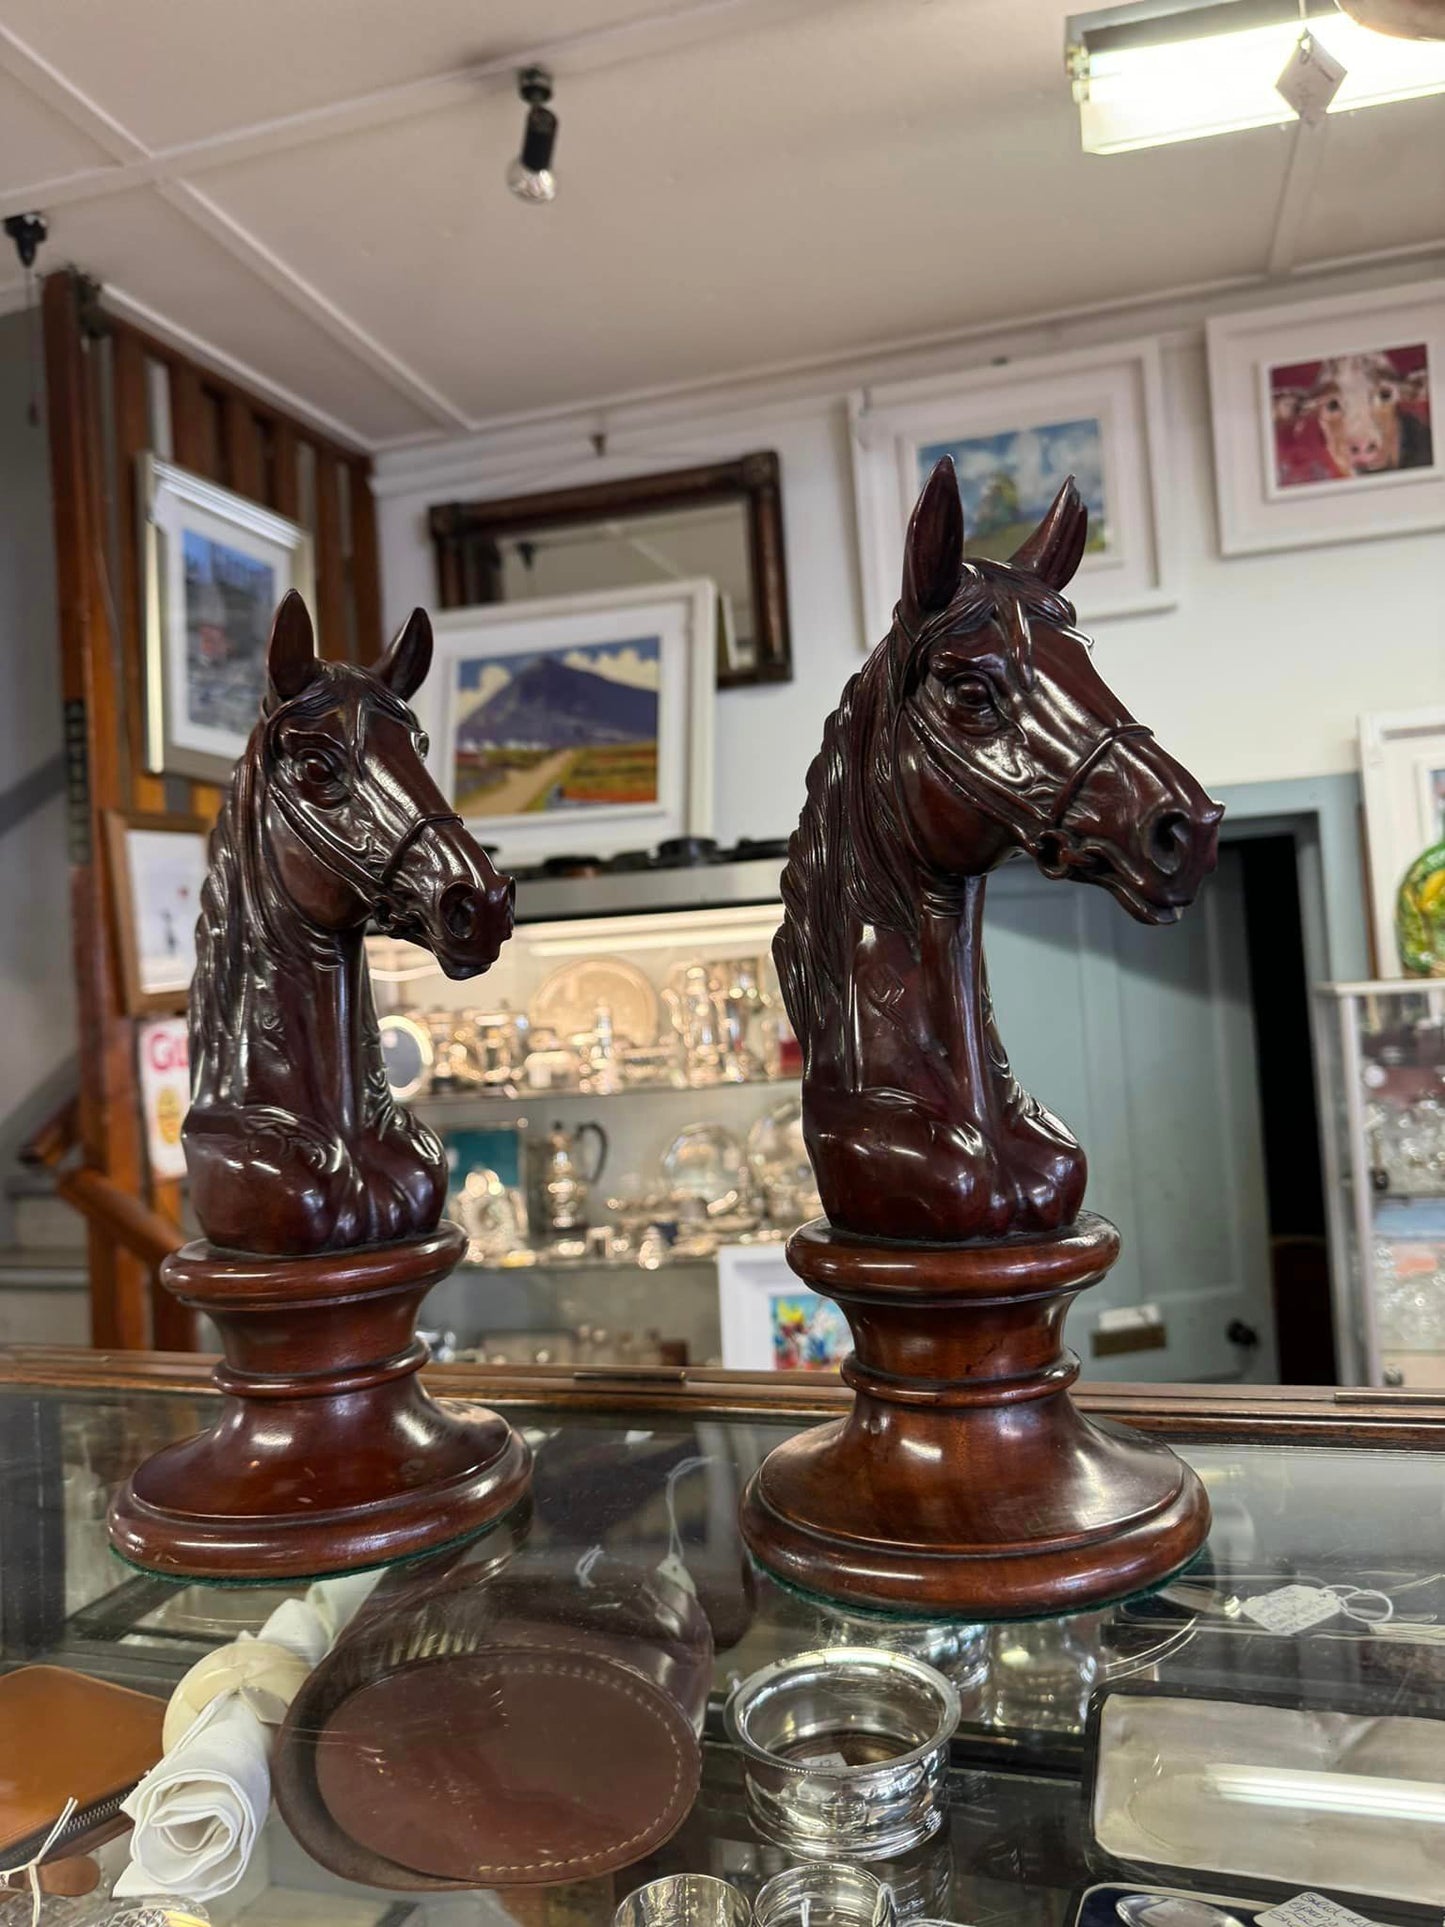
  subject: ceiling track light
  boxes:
[507,65,557,204]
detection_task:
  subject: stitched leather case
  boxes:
[0,1666,166,1864]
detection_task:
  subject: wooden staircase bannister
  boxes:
[20,1096,189,1339]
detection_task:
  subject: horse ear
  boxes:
[900,457,964,627]
[374,608,432,701]
[266,590,319,701]
[1010,476,1088,590]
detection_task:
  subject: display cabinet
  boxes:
[1316,977,1445,1387]
[1,1350,1443,1926]
[365,855,810,1370]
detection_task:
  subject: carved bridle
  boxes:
[892,613,1156,861]
[262,723,465,920]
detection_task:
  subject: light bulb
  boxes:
[506,157,557,204]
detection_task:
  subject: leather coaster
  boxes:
[279,1643,700,1887]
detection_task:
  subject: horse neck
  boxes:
[917,875,994,1118]
[193,774,370,1134]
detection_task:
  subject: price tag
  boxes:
[1257,1895,1382,1927]
[1240,1584,1343,1634]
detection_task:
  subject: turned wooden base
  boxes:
[109,1225,531,1581]
[740,1214,1208,1619]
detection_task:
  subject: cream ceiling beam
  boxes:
[0,0,840,220]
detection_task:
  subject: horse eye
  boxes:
[1377,383,1396,404]
[1322,397,1342,414]
[297,749,342,787]
[947,674,995,711]
[416,731,430,760]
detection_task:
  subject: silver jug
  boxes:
[525,1120,608,1237]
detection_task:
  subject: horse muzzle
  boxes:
[1044,735,1223,926]
[428,873,514,976]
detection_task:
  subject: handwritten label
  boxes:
[1257,1894,1382,1927]
[1240,1584,1343,1634]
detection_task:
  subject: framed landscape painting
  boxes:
[140,454,315,784]
[850,338,1173,646]
[1207,279,1445,555]
[423,580,716,868]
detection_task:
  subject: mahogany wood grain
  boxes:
[109,1224,531,1578]
[108,592,528,1574]
[740,1216,1209,1617]
[742,461,1222,1615]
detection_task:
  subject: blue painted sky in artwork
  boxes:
[918,417,1107,529]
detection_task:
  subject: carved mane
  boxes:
[189,680,348,1112]
[774,560,1077,1065]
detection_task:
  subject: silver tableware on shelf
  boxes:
[663,961,729,1084]
[725,1645,960,1860]
[815,1608,988,1696]
[752,1862,897,1927]
[614,1875,752,1927]
[378,1011,434,1100]
[525,1120,609,1235]
[661,1121,748,1218]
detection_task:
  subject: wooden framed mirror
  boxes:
[428,452,792,689]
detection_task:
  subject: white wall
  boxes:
[373,255,1445,849]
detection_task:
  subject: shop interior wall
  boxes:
[374,254,1445,913]
[0,310,74,1240]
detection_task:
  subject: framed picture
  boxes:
[1206,279,1445,555]
[421,580,716,869]
[717,1245,850,1371]
[140,453,315,783]
[1358,706,1445,976]
[103,811,210,1015]
[849,338,1173,645]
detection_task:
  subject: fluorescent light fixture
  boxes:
[1066,0,1445,153]
[1205,1762,1445,1823]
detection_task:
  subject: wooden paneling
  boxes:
[40,270,382,1349]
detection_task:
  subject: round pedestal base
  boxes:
[108,1227,532,1581]
[740,1215,1209,1619]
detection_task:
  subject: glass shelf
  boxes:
[414,1073,801,1115]
[455,1235,799,1278]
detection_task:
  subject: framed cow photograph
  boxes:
[1207,280,1445,555]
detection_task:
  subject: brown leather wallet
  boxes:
[0,1666,165,1866]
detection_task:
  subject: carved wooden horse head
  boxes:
[775,457,1221,1243]
[186,592,513,1255]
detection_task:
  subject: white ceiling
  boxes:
[1,0,1441,450]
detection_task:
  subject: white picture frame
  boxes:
[1206,280,1444,557]
[420,580,716,870]
[140,453,316,784]
[717,1244,850,1372]
[1359,705,1445,976]
[849,337,1174,648]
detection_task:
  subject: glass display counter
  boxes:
[1315,978,1445,1386]
[1,1349,1443,1927]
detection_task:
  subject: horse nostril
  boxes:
[1149,810,1189,872]
[439,882,483,944]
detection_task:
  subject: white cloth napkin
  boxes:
[120,1567,384,1900]
[114,1691,270,1901]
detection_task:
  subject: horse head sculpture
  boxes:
[186,590,513,1255]
[775,456,1221,1243]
